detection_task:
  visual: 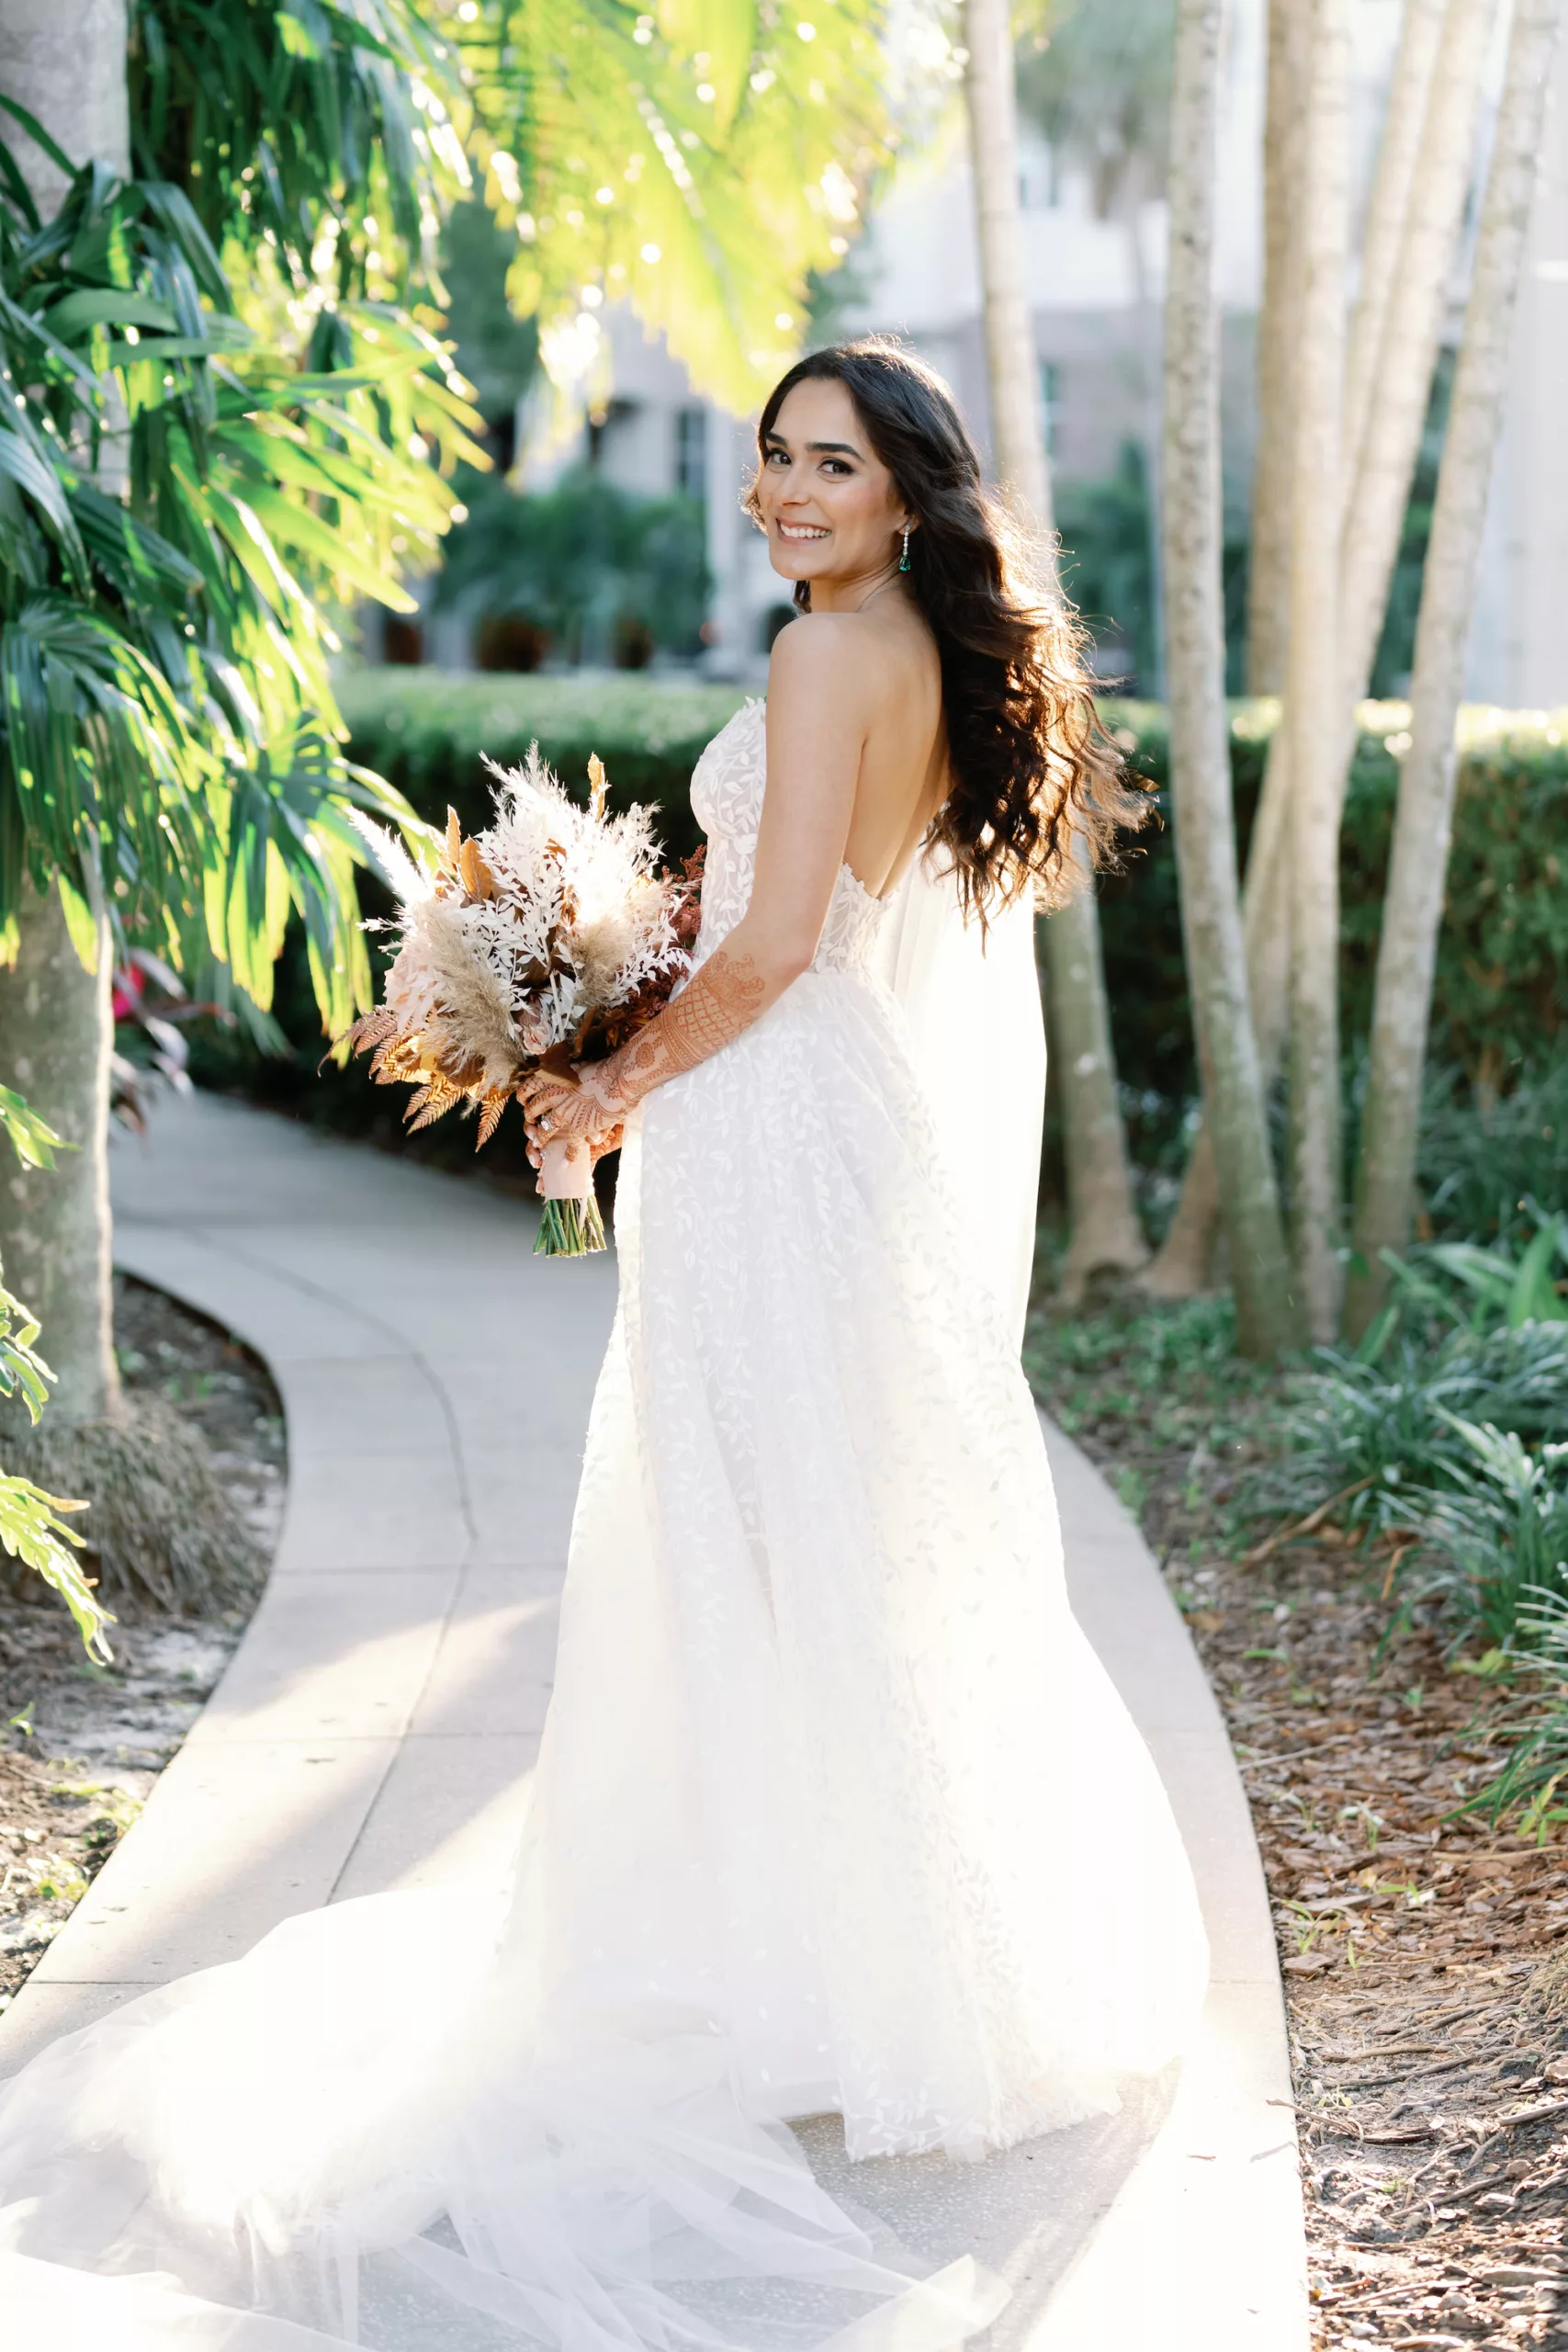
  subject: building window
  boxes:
[1039,362,1060,461]
[675,406,707,500]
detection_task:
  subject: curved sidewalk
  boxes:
[0,1092,1305,2349]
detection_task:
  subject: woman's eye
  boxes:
[764,447,788,466]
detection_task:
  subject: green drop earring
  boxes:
[898,526,911,573]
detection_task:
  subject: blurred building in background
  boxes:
[399,0,1565,706]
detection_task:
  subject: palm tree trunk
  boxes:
[1144,669,1298,1301]
[1152,0,1462,1309]
[1340,0,1447,497]
[1149,0,1308,1295]
[1,0,127,204]
[1336,0,1495,747]
[1345,0,1565,1339]
[0,0,129,1424]
[1162,0,1297,1358]
[1286,0,1351,1341]
[964,0,1147,1298]
[1245,0,1311,693]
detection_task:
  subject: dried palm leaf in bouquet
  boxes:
[346,751,704,1255]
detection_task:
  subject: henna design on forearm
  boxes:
[518,946,771,1151]
[604,946,768,1110]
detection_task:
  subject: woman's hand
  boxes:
[517,1066,626,1169]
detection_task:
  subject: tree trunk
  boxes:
[1143,639,1296,1299]
[1245,0,1311,692]
[1345,0,1564,1339]
[1340,0,1447,497]
[0,888,118,1421]
[1162,0,1297,1356]
[0,0,128,205]
[1042,880,1149,1296]
[1150,0,1310,1295]
[0,0,130,1425]
[963,0,1147,1297]
[1146,0,1483,1301]
[1336,0,1495,744]
[1286,0,1351,1341]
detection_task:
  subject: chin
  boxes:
[767,532,831,584]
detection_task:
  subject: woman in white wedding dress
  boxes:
[0,339,1206,2350]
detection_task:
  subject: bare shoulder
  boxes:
[766,610,886,722]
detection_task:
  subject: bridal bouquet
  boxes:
[347,750,703,1254]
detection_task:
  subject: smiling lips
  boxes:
[777,522,829,541]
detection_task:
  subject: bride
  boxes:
[0,337,1206,2349]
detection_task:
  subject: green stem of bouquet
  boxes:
[535,1195,608,1258]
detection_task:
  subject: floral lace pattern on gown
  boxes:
[0,695,1208,2350]
[690,697,888,976]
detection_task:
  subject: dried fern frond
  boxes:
[346,741,701,1150]
[476,1089,511,1148]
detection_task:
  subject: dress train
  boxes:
[0,701,1207,2346]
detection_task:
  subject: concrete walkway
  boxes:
[0,1093,1306,2349]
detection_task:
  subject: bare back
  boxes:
[834,593,948,901]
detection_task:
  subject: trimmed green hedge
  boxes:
[1095,697,1568,1135]
[186,670,1568,1177]
[336,669,746,866]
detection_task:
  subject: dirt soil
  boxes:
[0,1276,282,2016]
[1025,1299,1568,2350]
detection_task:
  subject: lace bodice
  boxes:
[688,698,889,974]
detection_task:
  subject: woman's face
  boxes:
[753,377,910,596]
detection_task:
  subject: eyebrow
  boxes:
[763,435,863,459]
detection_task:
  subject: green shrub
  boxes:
[1396,1419,1568,1650]
[1467,1591,1568,1821]
[1368,1221,1568,1339]
[431,469,711,666]
[1097,698,1568,1151]
[1275,1321,1568,1545]
[1263,1230,1568,1645]
[187,675,1568,1179]
[1416,1060,1568,1246]
[339,679,1568,1120]
[336,668,743,863]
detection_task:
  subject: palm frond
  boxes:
[461,0,892,413]
[0,143,462,1023]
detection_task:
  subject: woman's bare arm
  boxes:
[521,617,872,1141]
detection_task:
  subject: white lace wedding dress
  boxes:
[0,699,1207,2348]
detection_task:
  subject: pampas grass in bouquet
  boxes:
[346,751,703,1255]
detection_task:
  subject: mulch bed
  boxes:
[1025,1297,1568,2350]
[0,1275,282,2014]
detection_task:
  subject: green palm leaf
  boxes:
[0,144,456,1026]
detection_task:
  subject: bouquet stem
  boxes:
[535,1193,607,1257]
[534,1135,606,1258]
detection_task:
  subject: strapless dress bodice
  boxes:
[688,699,889,975]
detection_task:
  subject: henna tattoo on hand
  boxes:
[604,947,768,1110]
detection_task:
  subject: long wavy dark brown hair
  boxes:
[745,337,1147,919]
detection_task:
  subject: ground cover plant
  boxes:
[1023,1279,1568,2346]
[1025,1115,1568,2347]
[0,1277,282,2016]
